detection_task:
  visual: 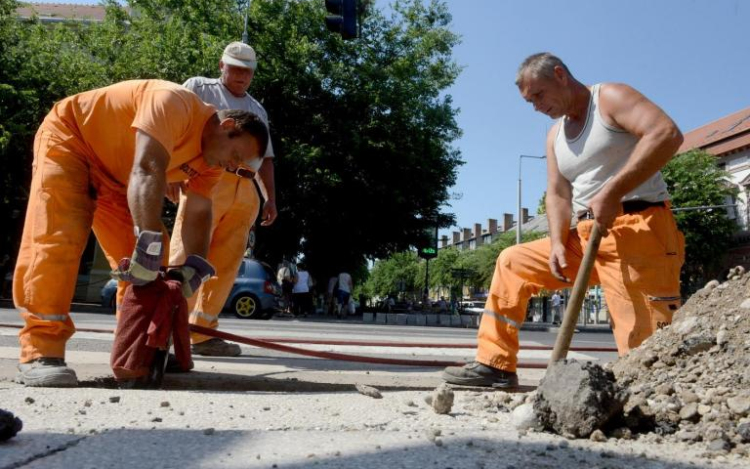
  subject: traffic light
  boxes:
[325,0,358,40]
[418,226,438,260]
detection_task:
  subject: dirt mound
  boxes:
[611,268,750,456]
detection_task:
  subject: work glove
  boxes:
[112,230,163,286]
[167,255,215,298]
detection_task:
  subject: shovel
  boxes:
[549,222,602,365]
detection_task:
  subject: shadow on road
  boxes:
[0,427,718,469]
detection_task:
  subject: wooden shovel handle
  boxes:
[549,222,602,364]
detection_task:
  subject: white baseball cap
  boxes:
[221,42,257,70]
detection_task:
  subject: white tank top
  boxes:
[554,83,669,213]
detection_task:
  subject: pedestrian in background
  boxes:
[335,271,353,318]
[551,290,562,325]
[277,260,297,316]
[292,263,313,317]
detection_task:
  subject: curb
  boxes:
[0,298,110,314]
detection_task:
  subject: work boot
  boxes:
[442,361,518,388]
[16,358,78,387]
[191,338,241,357]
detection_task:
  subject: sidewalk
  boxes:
[283,310,613,334]
[0,298,613,333]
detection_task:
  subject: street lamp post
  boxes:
[517,154,547,244]
[241,1,251,44]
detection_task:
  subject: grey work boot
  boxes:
[442,361,518,388]
[17,358,78,387]
[191,338,241,357]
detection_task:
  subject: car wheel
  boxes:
[232,293,262,319]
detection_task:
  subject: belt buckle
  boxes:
[579,209,594,221]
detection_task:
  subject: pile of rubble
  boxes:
[610,267,750,455]
[526,267,750,456]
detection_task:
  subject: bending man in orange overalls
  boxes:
[443,53,685,388]
[169,41,276,357]
[13,79,268,387]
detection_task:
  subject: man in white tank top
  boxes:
[169,42,276,357]
[444,52,685,387]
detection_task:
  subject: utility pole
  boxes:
[424,258,430,305]
[241,1,250,44]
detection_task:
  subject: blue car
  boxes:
[101,258,281,320]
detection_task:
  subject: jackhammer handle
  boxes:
[549,222,602,364]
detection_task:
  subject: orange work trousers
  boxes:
[14,124,163,363]
[169,171,260,344]
[476,205,684,373]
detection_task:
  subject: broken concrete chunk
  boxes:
[511,403,538,431]
[430,384,454,414]
[704,280,720,290]
[727,395,750,416]
[355,384,383,399]
[679,403,700,422]
[533,360,627,438]
[678,335,715,356]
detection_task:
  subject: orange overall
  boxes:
[169,172,260,343]
[476,205,684,372]
[14,80,221,363]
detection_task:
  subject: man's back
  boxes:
[337,272,353,293]
[50,79,219,190]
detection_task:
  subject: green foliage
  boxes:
[662,150,738,293]
[365,230,545,299]
[363,251,420,298]
[0,0,463,286]
[537,191,546,214]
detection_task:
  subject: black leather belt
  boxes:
[226,167,256,179]
[577,200,666,221]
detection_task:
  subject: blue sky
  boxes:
[433,0,749,238]
[30,0,750,239]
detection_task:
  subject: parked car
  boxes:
[460,300,485,315]
[101,258,281,320]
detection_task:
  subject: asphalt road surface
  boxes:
[0,306,617,391]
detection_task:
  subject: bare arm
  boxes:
[589,83,683,229]
[256,157,277,226]
[545,122,574,282]
[178,189,213,257]
[129,130,169,232]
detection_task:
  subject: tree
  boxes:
[0,0,113,281]
[363,251,420,298]
[662,149,738,293]
[246,0,463,279]
[537,191,546,214]
[0,0,463,288]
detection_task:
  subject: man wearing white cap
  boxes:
[169,41,277,356]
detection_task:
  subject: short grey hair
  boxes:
[515,52,571,85]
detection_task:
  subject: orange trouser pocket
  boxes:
[581,206,684,354]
